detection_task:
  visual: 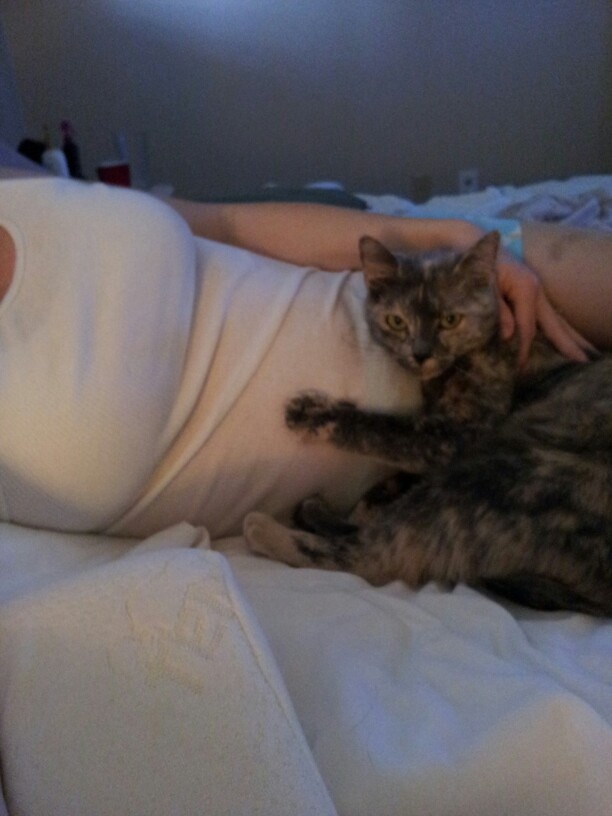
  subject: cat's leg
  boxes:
[294,494,358,536]
[349,471,422,525]
[285,390,365,442]
[243,508,444,587]
[286,390,459,470]
[243,512,357,572]
[295,486,420,538]
[245,481,612,614]
[297,480,421,537]
[245,503,511,591]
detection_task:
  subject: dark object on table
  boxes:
[17,138,46,165]
[61,120,84,179]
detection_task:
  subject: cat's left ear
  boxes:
[359,236,399,290]
[457,231,500,286]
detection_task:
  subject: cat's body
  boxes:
[243,232,612,615]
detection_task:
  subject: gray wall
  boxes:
[0,11,24,146]
[1,0,610,200]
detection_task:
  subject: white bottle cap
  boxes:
[42,148,70,177]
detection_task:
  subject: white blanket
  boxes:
[1,523,610,815]
[0,524,336,816]
[359,174,612,232]
[226,547,612,816]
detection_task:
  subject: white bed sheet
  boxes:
[1,522,610,816]
[225,544,612,816]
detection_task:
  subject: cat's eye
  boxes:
[385,314,407,332]
[440,313,462,329]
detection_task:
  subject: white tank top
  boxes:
[0,177,197,530]
[0,177,420,538]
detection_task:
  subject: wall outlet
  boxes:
[458,167,479,194]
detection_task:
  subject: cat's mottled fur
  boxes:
[243,232,612,615]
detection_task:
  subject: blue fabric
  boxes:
[421,211,524,261]
[463,215,524,261]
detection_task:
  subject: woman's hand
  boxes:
[496,250,595,366]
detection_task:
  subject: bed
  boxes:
[0,144,610,815]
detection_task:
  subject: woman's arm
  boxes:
[166,198,480,270]
[166,197,597,362]
[521,221,612,351]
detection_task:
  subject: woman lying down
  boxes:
[0,167,608,541]
[0,163,611,814]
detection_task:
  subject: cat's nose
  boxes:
[412,338,432,364]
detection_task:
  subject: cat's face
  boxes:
[360,232,500,380]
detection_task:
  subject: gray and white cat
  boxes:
[243,232,612,616]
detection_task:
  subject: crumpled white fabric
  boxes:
[0,524,336,816]
[2,522,611,816]
[226,546,612,816]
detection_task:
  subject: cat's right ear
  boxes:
[459,231,500,286]
[359,236,398,291]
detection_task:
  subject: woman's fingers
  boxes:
[498,298,515,341]
[496,252,594,366]
[534,291,596,361]
[496,254,538,365]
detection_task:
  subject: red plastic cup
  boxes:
[96,160,131,187]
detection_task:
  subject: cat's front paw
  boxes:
[243,512,309,567]
[285,390,354,440]
[243,512,282,558]
[285,390,335,439]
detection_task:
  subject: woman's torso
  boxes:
[0,177,197,530]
